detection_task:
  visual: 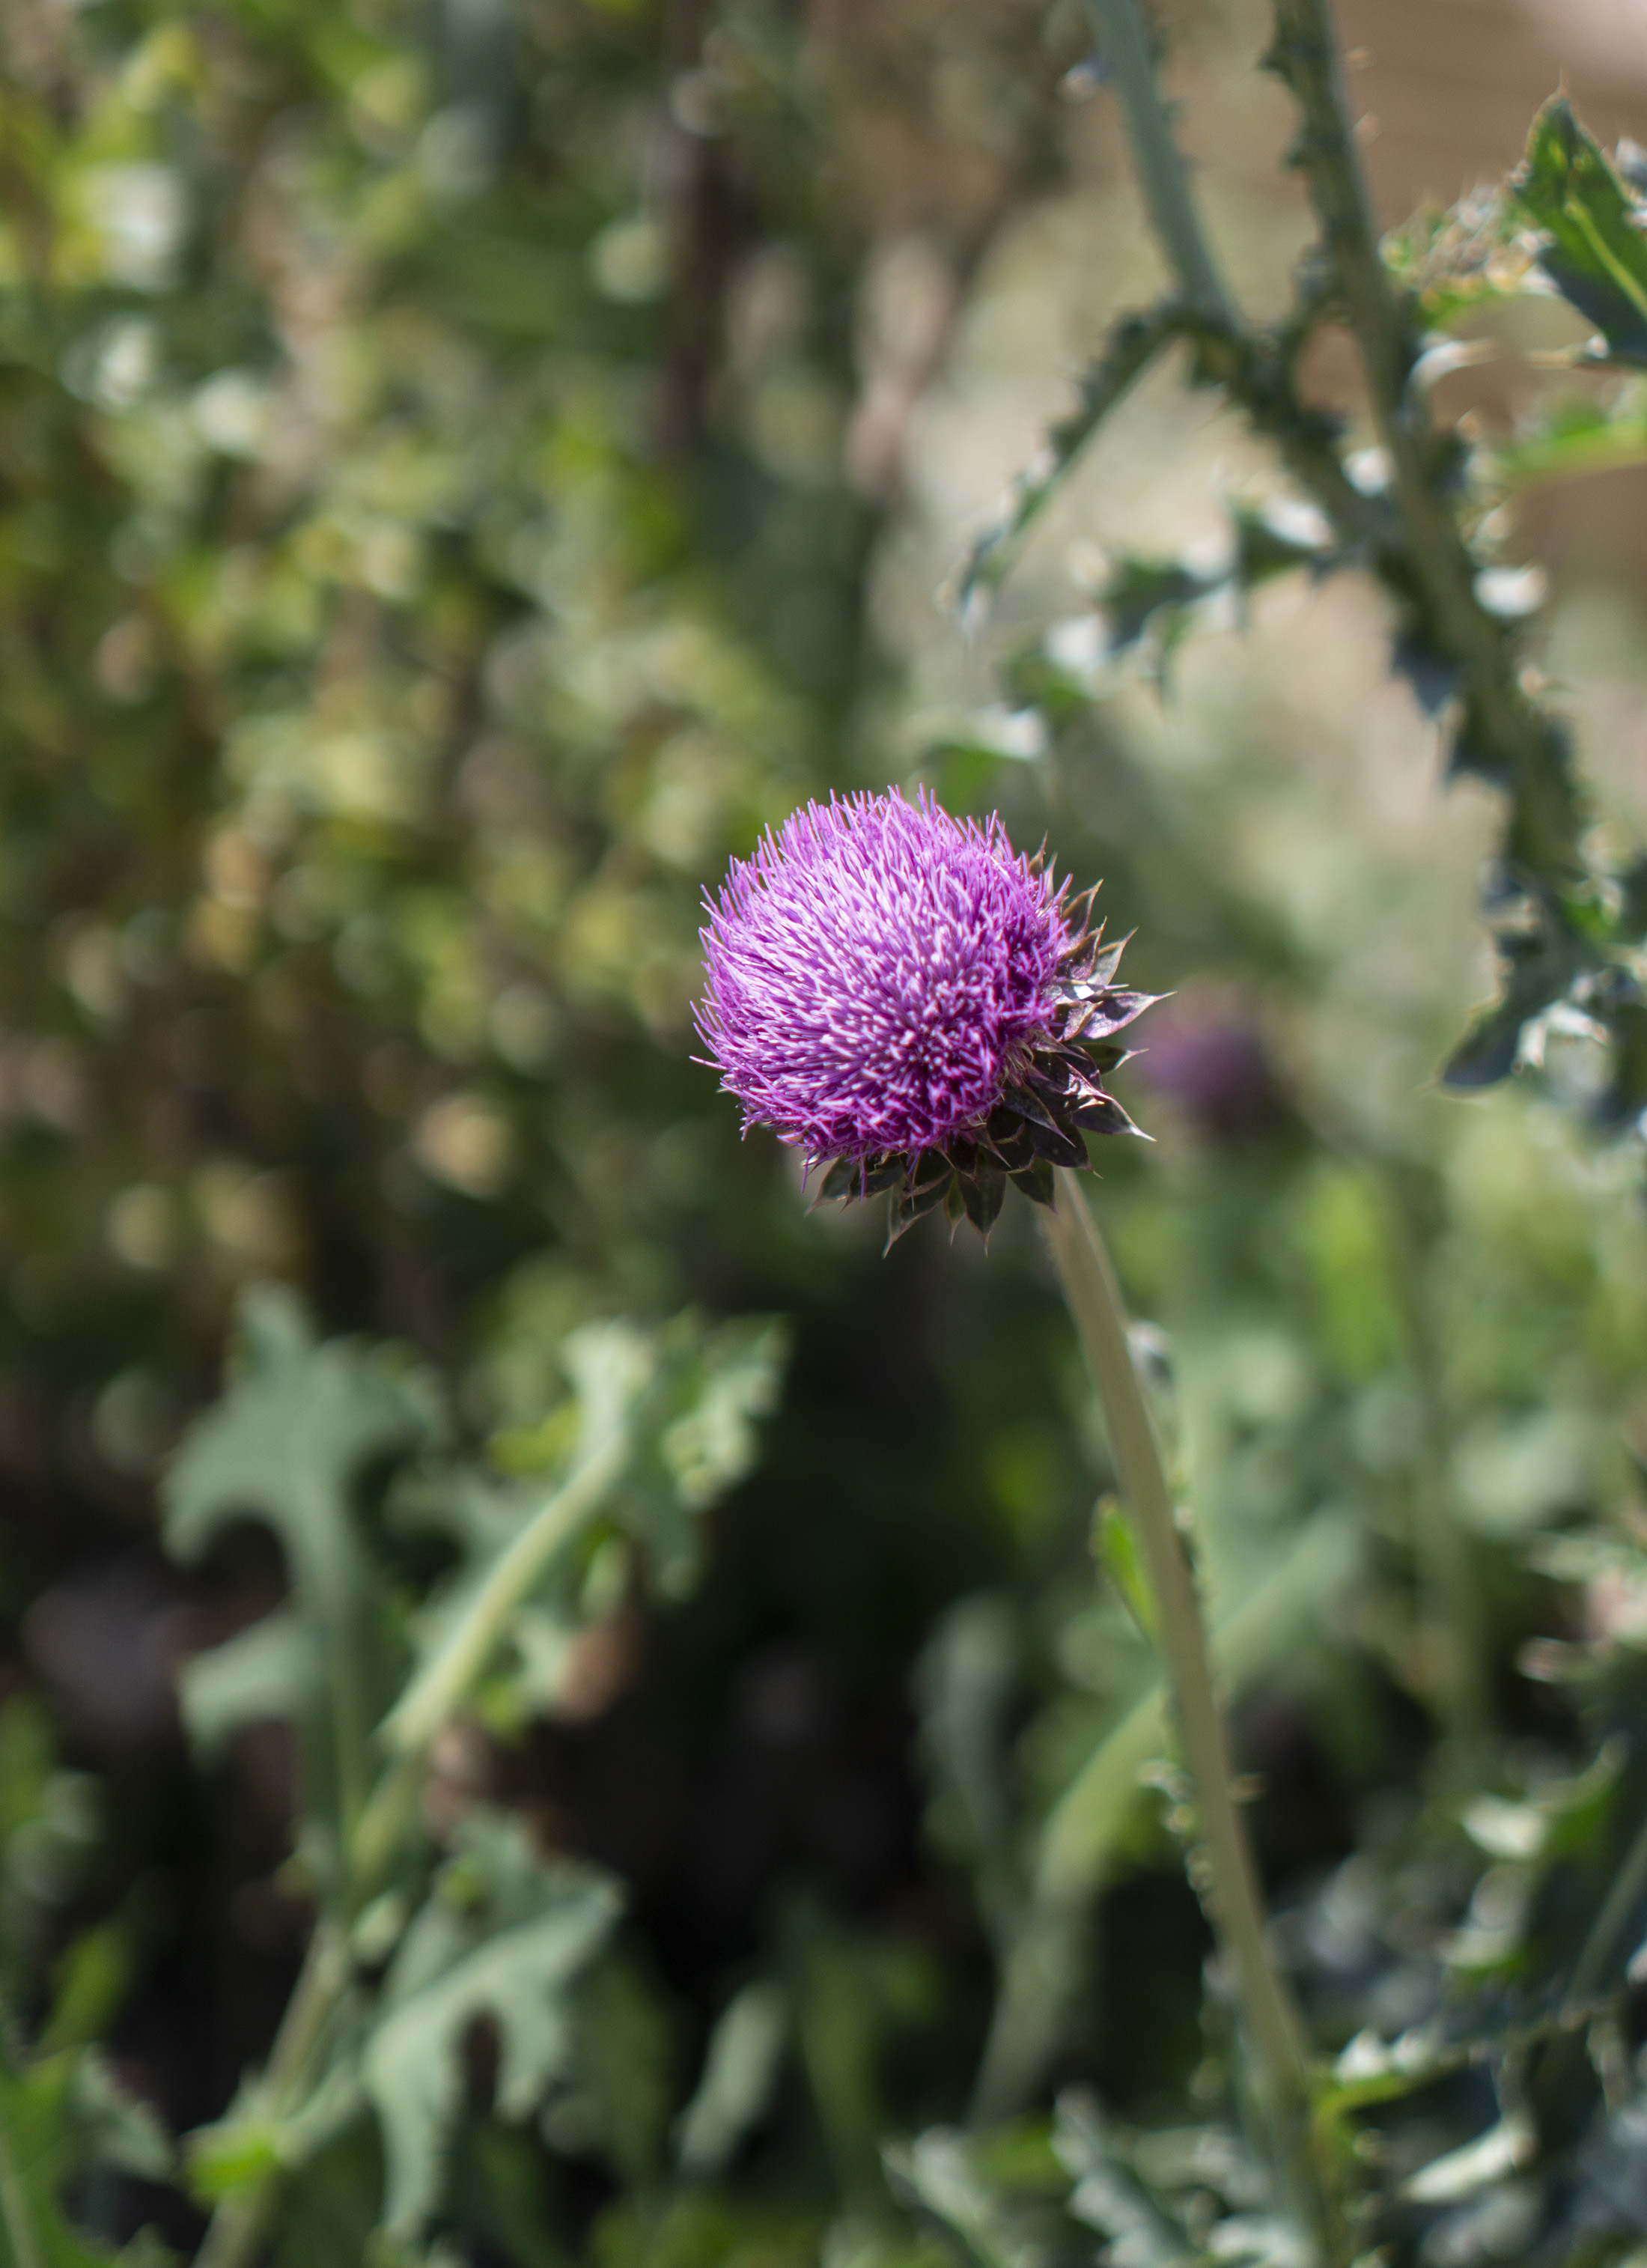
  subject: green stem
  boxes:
[195,1921,349,2268]
[1044,1173,1343,2258]
[347,1754,423,1912]
[1072,6,1389,596]
[379,1423,630,1762]
[1568,1802,1647,2012]
[326,1596,371,1860]
[1379,1169,1488,1746]
[0,2111,46,2268]
[1267,0,1583,880]
[1082,0,1233,323]
[970,1510,1353,2124]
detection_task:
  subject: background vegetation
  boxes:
[7,0,1647,2261]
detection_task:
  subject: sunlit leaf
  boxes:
[1514,97,1647,362]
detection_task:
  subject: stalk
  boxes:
[1267,0,1583,880]
[1075,2,1384,562]
[194,1921,348,2268]
[1044,1172,1344,2258]
[1081,0,1232,323]
[0,2111,46,2268]
[379,1421,630,1763]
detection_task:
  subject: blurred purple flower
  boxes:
[697,790,1154,1242]
[1134,998,1289,1146]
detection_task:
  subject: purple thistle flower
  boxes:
[697,788,1154,1242]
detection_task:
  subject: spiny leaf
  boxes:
[165,1286,432,1636]
[1025,1117,1087,1170]
[1069,1092,1144,1140]
[1008,1158,1056,1209]
[810,1155,862,1206]
[961,1161,1007,1239]
[383,1315,785,1769]
[1514,96,1647,364]
[0,2030,176,2267]
[951,302,1190,618]
[945,1176,968,1235]
[885,1170,954,1252]
[1380,183,1533,329]
[363,1816,621,2237]
[164,1288,435,1864]
[1442,927,1579,1092]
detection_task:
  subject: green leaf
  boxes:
[186,2112,287,2204]
[1093,1501,1159,1644]
[65,2051,171,2182]
[883,2128,1046,2268]
[1514,96,1647,363]
[1050,2097,1186,2268]
[912,1596,1023,1954]
[176,1609,320,1763]
[572,1952,676,2188]
[0,2031,174,2267]
[951,303,1190,618]
[40,1924,133,2058]
[675,1980,788,2178]
[386,1315,784,1760]
[439,2120,567,2268]
[785,1905,934,2215]
[362,1816,621,2237]
[1491,385,1647,490]
[656,1318,788,1515]
[164,1287,435,1855]
[165,1286,432,1608]
[1381,185,1533,329]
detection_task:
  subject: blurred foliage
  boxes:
[7,0,1647,2264]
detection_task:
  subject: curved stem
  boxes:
[1267,0,1583,880]
[1082,0,1234,323]
[194,1921,348,2268]
[379,1422,630,1762]
[1044,1173,1345,2259]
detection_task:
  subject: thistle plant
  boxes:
[697,790,1151,1246]
[698,791,1348,2258]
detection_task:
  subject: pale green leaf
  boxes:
[165,1286,431,1614]
[675,1980,788,2177]
[177,1609,320,1761]
[363,1819,621,2236]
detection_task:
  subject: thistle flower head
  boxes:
[697,788,1154,1244]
